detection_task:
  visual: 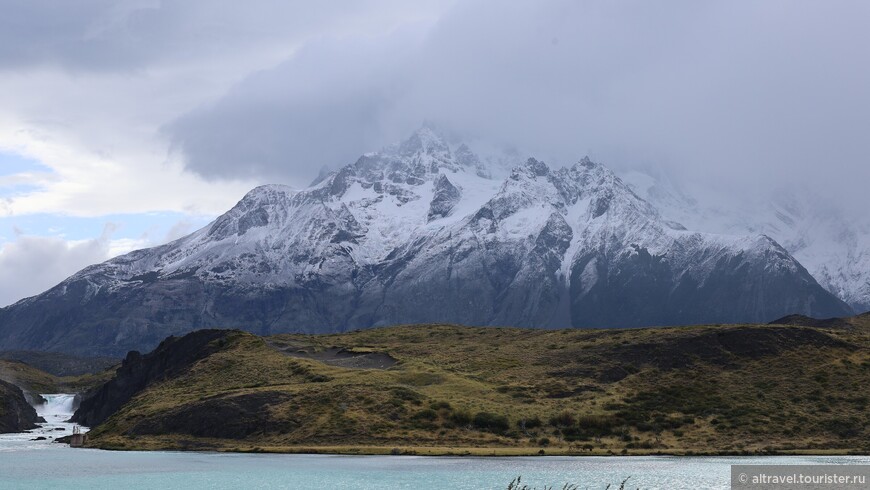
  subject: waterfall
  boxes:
[38,394,78,422]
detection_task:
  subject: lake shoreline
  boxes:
[79,441,870,457]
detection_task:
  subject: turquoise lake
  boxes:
[1,395,866,489]
[3,444,868,489]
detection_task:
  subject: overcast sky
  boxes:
[1,0,869,306]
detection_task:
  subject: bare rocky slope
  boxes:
[0,127,852,356]
[0,378,43,434]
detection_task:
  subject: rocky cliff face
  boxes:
[71,329,238,427]
[0,379,42,434]
[0,127,853,356]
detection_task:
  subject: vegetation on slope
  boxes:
[0,350,117,377]
[80,316,870,455]
[0,358,115,403]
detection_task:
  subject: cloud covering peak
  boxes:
[160,1,870,205]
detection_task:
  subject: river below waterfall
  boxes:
[0,392,88,451]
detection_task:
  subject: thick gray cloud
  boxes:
[167,29,425,182]
[165,0,870,202]
[0,0,417,71]
[2,0,869,203]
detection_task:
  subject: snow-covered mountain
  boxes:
[622,169,870,313]
[0,127,852,356]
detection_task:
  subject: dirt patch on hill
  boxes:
[268,344,397,370]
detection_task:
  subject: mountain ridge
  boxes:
[0,127,852,356]
[622,169,870,312]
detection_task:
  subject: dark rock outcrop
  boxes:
[427,174,462,221]
[0,379,42,433]
[549,326,854,383]
[128,391,294,439]
[769,314,852,329]
[71,329,239,427]
[603,326,852,372]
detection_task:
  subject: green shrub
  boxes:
[391,387,422,404]
[822,417,860,438]
[429,401,452,411]
[449,410,472,426]
[560,427,588,442]
[548,410,575,427]
[517,416,542,429]
[412,409,437,421]
[577,415,617,434]
[473,412,509,432]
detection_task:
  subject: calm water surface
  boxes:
[1,395,866,489]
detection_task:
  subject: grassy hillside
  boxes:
[83,317,870,455]
[0,350,117,377]
[0,360,60,395]
[0,359,114,397]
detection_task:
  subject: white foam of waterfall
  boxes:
[38,394,78,422]
[0,393,88,451]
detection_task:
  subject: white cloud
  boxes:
[0,119,254,218]
[0,230,112,307]
[0,213,208,306]
[0,1,451,217]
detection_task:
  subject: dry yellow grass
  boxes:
[84,316,870,455]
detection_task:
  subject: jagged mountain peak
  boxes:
[239,184,295,202]
[552,158,662,223]
[558,157,627,190]
[514,157,550,178]
[314,126,491,202]
[398,124,451,158]
[206,184,295,241]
